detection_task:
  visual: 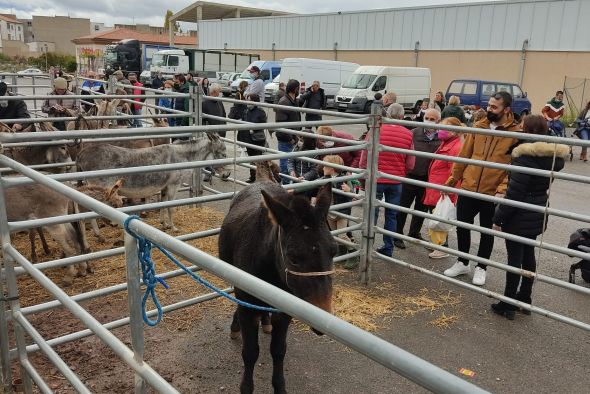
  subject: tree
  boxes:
[164,10,180,32]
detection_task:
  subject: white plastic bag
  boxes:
[427,195,456,232]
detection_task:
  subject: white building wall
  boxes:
[198,0,590,52]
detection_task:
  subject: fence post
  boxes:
[108,75,117,95]
[124,232,147,394]
[31,75,37,112]
[359,100,383,285]
[10,73,17,96]
[0,178,33,393]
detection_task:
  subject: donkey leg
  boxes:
[46,224,78,286]
[38,227,50,255]
[270,313,292,394]
[238,306,260,394]
[230,307,241,339]
[29,230,38,263]
[90,219,106,243]
[165,185,180,232]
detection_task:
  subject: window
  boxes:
[496,84,511,94]
[168,56,179,67]
[94,25,100,31]
[463,82,477,95]
[512,85,523,98]
[372,76,387,91]
[448,81,463,94]
[482,83,496,97]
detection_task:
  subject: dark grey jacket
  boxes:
[275,94,301,142]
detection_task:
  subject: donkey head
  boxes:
[261,184,337,320]
[105,179,125,208]
[205,132,230,179]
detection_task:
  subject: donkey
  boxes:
[6,183,89,286]
[0,122,72,173]
[219,182,336,394]
[76,134,229,232]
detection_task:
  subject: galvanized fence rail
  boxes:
[0,78,588,393]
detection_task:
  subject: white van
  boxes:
[335,66,431,113]
[277,58,360,107]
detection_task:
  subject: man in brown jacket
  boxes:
[443,91,521,286]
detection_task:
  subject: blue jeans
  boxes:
[580,128,589,155]
[375,183,403,253]
[132,108,142,127]
[277,140,294,184]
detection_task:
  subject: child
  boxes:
[322,155,358,270]
[158,80,176,126]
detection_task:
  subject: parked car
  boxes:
[445,79,532,120]
[264,74,281,102]
[17,68,44,77]
[336,66,431,113]
[220,72,240,96]
[230,61,282,95]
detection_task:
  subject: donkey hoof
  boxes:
[112,240,124,247]
[261,324,272,334]
[230,330,241,340]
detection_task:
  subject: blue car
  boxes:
[445,79,532,120]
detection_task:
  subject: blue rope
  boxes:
[123,216,279,327]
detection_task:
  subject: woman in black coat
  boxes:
[238,94,268,183]
[491,115,570,320]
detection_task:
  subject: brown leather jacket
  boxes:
[445,114,521,196]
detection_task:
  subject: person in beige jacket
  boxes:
[443,91,521,286]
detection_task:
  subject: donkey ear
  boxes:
[107,178,124,198]
[315,183,333,218]
[261,190,292,227]
[111,99,120,108]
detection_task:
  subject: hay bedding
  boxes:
[10,205,462,334]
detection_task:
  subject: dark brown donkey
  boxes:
[219,182,337,394]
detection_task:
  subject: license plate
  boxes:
[338,103,347,108]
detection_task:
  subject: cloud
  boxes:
[0,0,497,26]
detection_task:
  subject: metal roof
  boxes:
[198,0,589,52]
[172,1,291,23]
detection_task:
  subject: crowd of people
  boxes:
[1,68,586,319]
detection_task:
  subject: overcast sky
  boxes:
[0,0,500,28]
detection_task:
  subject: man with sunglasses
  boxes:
[443,91,521,286]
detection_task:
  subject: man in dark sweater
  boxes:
[298,80,326,123]
[0,82,30,131]
[276,79,301,183]
[395,108,442,249]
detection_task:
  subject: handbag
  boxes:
[427,195,456,232]
[250,129,266,142]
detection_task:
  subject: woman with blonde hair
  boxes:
[441,95,467,123]
[423,117,464,258]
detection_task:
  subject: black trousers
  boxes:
[502,236,537,310]
[456,195,495,269]
[246,142,264,180]
[396,179,428,237]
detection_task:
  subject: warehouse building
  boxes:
[174,0,590,112]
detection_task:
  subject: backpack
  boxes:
[567,228,590,283]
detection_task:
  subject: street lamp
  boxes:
[43,44,48,72]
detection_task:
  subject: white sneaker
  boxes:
[472,267,487,286]
[429,250,450,259]
[444,261,470,277]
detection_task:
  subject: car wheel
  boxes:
[337,108,346,113]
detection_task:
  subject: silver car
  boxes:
[220,72,240,97]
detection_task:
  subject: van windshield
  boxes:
[343,74,377,89]
[152,54,166,67]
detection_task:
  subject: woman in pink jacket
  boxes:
[423,117,463,258]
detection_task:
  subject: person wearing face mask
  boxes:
[238,94,268,183]
[201,83,227,137]
[443,91,521,286]
[42,77,79,131]
[158,80,176,126]
[276,79,302,183]
[0,82,30,131]
[394,108,442,249]
[287,129,319,183]
[316,126,361,168]
[423,117,464,258]
[127,72,145,127]
[173,74,190,127]
[244,65,264,103]
[298,80,326,125]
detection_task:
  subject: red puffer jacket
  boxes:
[360,124,414,184]
[423,136,462,207]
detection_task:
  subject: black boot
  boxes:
[515,293,532,315]
[491,302,515,320]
